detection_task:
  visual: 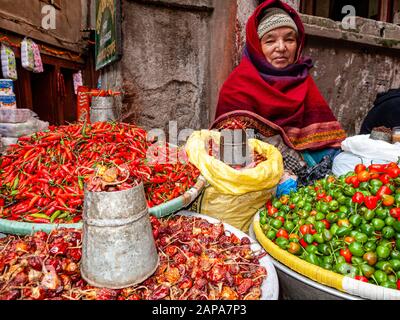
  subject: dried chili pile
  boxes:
[0,216,267,300]
[0,122,200,223]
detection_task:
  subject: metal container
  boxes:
[90,96,117,123]
[80,183,159,289]
[273,258,363,300]
[369,129,392,143]
[392,126,400,143]
[219,129,250,167]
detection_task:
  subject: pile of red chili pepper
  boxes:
[0,122,200,223]
[0,215,266,300]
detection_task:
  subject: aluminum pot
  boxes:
[219,129,251,167]
[80,183,159,289]
[90,96,117,123]
[272,257,363,300]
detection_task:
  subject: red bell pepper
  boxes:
[390,208,400,219]
[309,224,317,235]
[376,185,393,199]
[354,164,366,174]
[387,166,400,178]
[268,206,278,216]
[300,224,310,235]
[352,192,364,204]
[368,164,386,172]
[299,238,308,248]
[340,248,352,263]
[364,196,379,210]
[355,275,369,283]
[379,174,391,185]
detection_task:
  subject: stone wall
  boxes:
[100,0,259,133]
[100,0,400,137]
[101,0,213,133]
[301,14,400,135]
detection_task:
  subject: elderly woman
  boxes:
[211,0,346,180]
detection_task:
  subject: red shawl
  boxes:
[211,0,346,151]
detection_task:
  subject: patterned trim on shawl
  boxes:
[212,115,279,138]
[285,122,347,149]
[211,111,346,151]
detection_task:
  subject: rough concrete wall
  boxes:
[100,0,213,133]
[208,0,258,121]
[304,38,400,136]
[235,0,258,65]
[0,0,83,52]
[99,0,259,131]
[281,0,300,11]
[301,14,400,136]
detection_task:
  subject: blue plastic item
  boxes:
[276,178,298,198]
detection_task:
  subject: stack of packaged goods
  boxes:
[0,79,48,154]
[0,79,17,109]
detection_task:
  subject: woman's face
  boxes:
[261,27,298,69]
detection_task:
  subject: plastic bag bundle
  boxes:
[1,44,17,80]
[342,134,400,163]
[0,117,49,138]
[21,38,35,71]
[332,151,391,177]
[31,41,43,73]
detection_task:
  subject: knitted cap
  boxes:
[257,7,298,39]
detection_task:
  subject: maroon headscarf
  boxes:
[211,0,346,151]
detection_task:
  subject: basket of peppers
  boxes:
[0,122,204,235]
[253,161,400,300]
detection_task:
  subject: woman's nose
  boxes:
[276,40,286,52]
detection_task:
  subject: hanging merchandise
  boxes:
[77,86,91,123]
[73,71,83,94]
[31,41,43,73]
[21,38,35,71]
[1,44,17,80]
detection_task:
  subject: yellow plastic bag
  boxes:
[186,130,283,232]
[191,186,274,233]
[185,130,284,195]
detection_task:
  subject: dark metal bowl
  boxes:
[369,130,392,143]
